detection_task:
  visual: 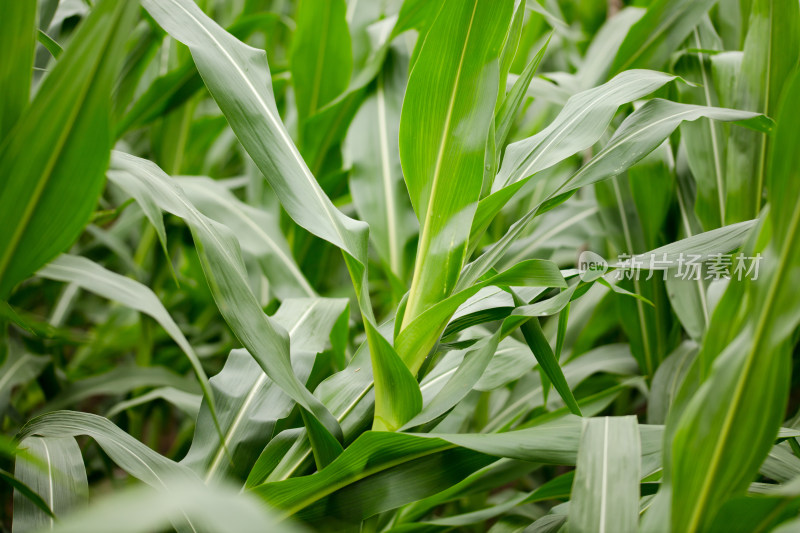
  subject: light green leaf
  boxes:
[13,437,87,533]
[108,152,341,441]
[42,365,196,413]
[106,388,201,419]
[668,70,800,533]
[609,0,717,75]
[291,0,352,149]
[45,478,302,533]
[568,416,641,533]
[725,0,800,223]
[399,0,514,329]
[37,254,213,415]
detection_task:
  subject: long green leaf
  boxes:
[0,0,137,298]
[668,70,800,533]
[399,0,514,328]
[725,0,799,223]
[291,0,352,149]
[0,0,36,138]
[139,0,420,433]
[568,416,641,533]
[13,437,87,533]
[108,152,342,441]
[609,0,717,75]
[252,417,584,520]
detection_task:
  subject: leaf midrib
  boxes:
[204,301,319,481]
[165,0,353,257]
[403,0,480,328]
[683,188,800,532]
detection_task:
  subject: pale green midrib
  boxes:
[403,0,480,331]
[512,76,655,187]
[165,0,353,260]
[0,10,118,289]
[205,301,319,481]
[377,73,401,276]
[611,177,653,376]
[42,439,54,528]
[684,193,800,533]
[599,417,609,533]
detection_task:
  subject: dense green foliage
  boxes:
[1,0,799,531]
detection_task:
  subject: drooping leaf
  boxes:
[108,152,342,441]
[178,177,315,300]
[183,297,347,482]
[37,254,215,418]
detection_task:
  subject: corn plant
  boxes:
[1,0,799,531]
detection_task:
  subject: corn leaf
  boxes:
[399,0,514,328]
[0,0,137,298]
